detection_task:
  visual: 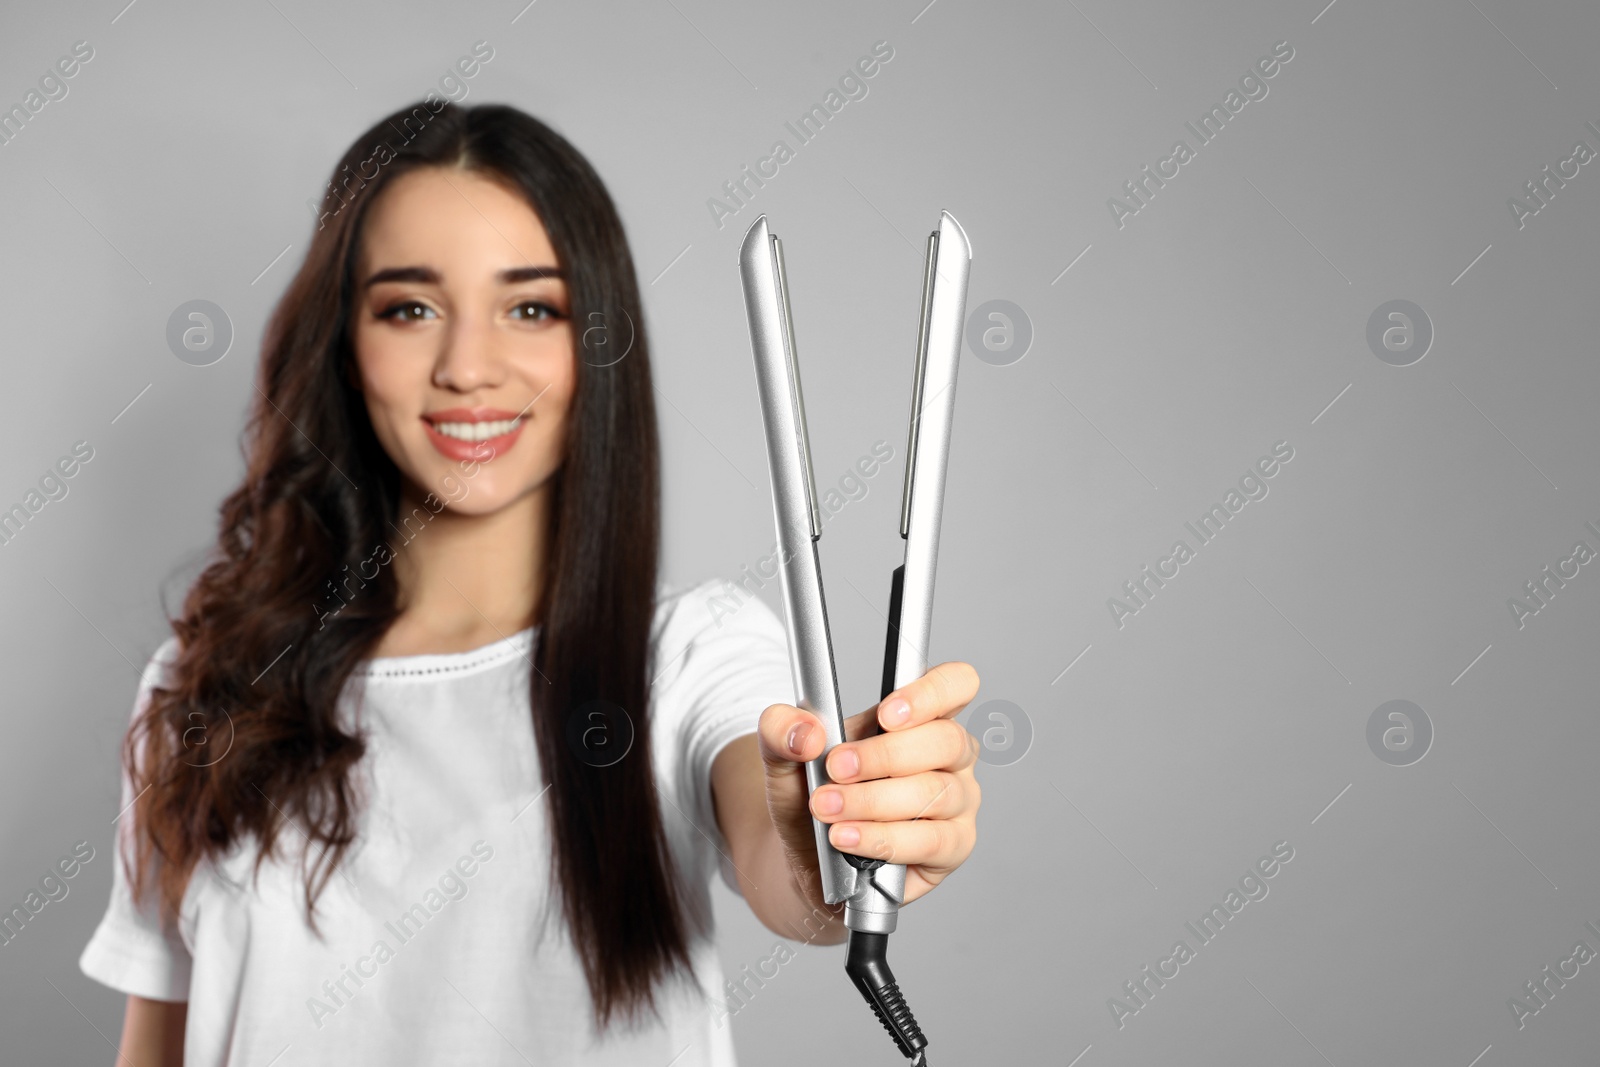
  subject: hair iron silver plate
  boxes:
[738,211,971,1065]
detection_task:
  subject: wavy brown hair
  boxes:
[123,99,694,1027]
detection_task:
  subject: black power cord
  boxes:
[844,930,930,1065]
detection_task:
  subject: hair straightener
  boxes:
[738,210,971,1065]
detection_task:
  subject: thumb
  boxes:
[757,703,827,772]
[755,704,829,871]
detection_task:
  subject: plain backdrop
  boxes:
[2,0,1598,1063]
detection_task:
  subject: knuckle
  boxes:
[948,821,974,862]
[954,728,979,769]
[881,743,907,779]
[855,783,881,820]
[859,738,892,779]
[951,820,975,860]
[940,719,970,762]
[876,835,897,863]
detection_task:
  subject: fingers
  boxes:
[809,770,967,824]
[755,703,827,772]
[826,811,975,872]
[877,661,980,732]
[826,716,977,783]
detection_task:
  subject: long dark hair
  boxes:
[125,100,691,1027]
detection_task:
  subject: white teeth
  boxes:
[432,417,523,441]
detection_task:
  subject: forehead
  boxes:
[358,166,559,275]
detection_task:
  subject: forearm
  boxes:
[119,994,186,1067]
[711,733,846,947]
[737,815,847,945]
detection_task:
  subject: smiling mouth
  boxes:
[419,407,530,460]
[427,416,526,441]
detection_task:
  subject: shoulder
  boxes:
[133,635,183,706]
[648,577,790,696]
[651,577,787,647]
[146,634,182,684]
[113,636,184,753]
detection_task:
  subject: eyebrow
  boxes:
[362,265,566,288]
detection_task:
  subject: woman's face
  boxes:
[350,165,577,515]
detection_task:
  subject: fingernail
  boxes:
[881,698,911,726]
[786,722,813,756]
[833,825,860,847]
[831,746,860,779]
[813,789,843,815]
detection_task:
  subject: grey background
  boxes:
[2,0,1596,1063]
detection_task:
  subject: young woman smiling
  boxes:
[80,100,981,1067]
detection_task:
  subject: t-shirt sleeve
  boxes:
[78,635,194,1002]
[656,580,795,894]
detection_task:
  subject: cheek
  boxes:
[529,378,578,468]
[356,368,411,457]
[352,329,426,440]
[350,363,442,491]
[531,340,580,447]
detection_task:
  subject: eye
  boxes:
[377,300,436,323]
[510,300,565,323]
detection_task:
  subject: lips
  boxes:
[421,406,527,463]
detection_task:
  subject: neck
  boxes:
[384,478,551,650]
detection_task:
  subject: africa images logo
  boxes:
[705,41,895,229]
[1107,441,1295,629]
[1106,40,1295,230]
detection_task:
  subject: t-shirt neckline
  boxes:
[354,625,539,679]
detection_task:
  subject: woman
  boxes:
[80,99,981,1066]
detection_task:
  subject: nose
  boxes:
[432,312,507,393]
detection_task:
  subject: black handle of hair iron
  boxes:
[738,212,971,1065]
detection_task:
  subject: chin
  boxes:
[419,461,553,512]
[438,487,531,516]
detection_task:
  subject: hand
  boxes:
[756,662,982,910]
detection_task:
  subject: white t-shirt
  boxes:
[79,578,794,1067]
